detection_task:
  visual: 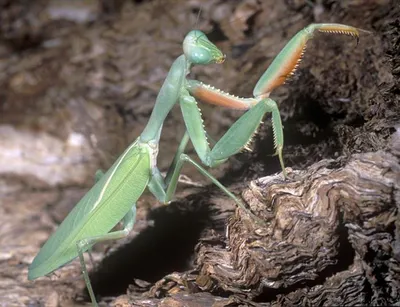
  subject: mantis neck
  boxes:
[140,55,190,142]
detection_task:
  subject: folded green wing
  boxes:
[29,140,151,279]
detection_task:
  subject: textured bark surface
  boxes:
[0,0,399,306]
[196,146,400,306]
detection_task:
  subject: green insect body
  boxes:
[29,25,361,306]
[28,141,150,279]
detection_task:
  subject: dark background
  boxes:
[0,0,398,306]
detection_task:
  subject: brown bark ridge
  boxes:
[196,139,400,306]
[127,133,399,307]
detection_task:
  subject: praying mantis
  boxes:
[28,23,360,306]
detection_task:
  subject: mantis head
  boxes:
[183,30,225,65]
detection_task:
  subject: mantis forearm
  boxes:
[180,89,274,168]
[254,23,360,97]
[187,80,258,110]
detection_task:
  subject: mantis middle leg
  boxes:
[147,131,263,222]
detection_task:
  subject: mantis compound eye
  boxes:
[183,30,225,65]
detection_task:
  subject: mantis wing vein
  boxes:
[28,141,151,279]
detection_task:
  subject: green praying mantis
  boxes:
[28,23,361,306]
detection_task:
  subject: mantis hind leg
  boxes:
[76,205,137,306]
[147,131,263,223]
[177,154,265,224]
[150,148,263,223]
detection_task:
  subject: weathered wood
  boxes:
[196,143,400,305]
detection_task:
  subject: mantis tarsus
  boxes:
[28,23,361,306]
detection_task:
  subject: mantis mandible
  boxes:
[28,24,360,306]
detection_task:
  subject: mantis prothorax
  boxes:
[28,24,360,306]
